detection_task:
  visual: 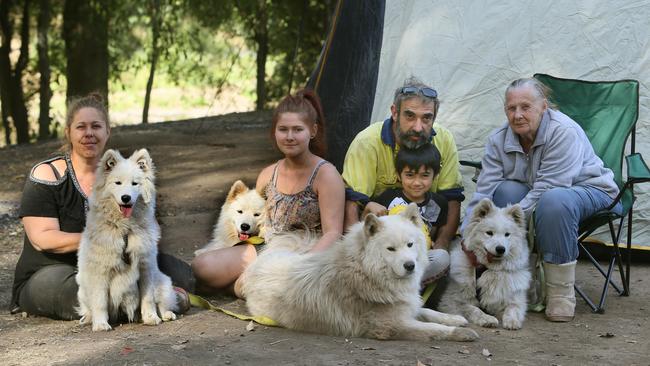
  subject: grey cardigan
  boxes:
[462,108,619,231]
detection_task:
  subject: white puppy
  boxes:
[77,149,178,331]
[439,198,530,330]
[195,180,265,255]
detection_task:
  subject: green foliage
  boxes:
[230,0,331,106]
[1,0,332,145]
[265,0,333,102]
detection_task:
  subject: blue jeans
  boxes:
[493,181,623,264]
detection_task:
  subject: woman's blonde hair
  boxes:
[61,92,109,151]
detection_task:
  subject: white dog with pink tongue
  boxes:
[76,149,179,331]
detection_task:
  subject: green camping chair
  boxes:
[461,74,650,313]
[533,73,650,313]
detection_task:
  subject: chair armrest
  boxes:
[459,160,482,169]
[626,153,650,183]
[459,160,482,183]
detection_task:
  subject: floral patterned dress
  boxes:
[264,160,327,236]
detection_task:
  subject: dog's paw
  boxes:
[92,321,112,332]
[79,314,91,325]
[473,314,499,328]
[441,314,469,327]
[501,316,523,330]
[450,327,480,342]
[142,312,162,326]
[161,311,177,322]
[123,304,138,322]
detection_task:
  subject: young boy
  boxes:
[372,143,449,284]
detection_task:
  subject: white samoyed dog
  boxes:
[439,198,531,330]
[77,149,178,331]
[194,180,266,255]
[241,203,479,342]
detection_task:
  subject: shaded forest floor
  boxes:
[0,112,648,365]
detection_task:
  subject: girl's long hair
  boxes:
[271,88,327,158]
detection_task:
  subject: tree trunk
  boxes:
[37,0,52,140]
[0,0,12,145]
[142,0,161,124]
[12,0,30,143]
[0,0,31,144]
[1,103,10,146]
[286,0,307,95]
[254,0,268,111]
[63,0,109,103]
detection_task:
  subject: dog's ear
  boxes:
[227,180,248,202]
[100,149,122,173]
[472,198,495,220]
[363,213,383,238]
[132,149,154,173]
[401,202,423,227]
[141,178,156,204]
[130,149,156,204]
[505,204,526,228]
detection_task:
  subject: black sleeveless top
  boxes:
[11,154,88,308]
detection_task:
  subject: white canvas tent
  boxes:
[311,0,650,247]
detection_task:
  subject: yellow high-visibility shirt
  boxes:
[342,118,464,201]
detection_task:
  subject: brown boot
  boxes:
[543,261,576,322]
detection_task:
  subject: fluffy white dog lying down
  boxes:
[241,203,479,342]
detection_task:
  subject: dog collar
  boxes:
[461,240,489,300]
[461,240,485,268]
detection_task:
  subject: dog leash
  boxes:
[421,283,437,303]
[187,236,274,325]
[187,293,279,327]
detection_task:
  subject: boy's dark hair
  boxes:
[396,143,442,175]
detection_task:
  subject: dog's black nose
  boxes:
[240,223,251,231]
[121,195,131,204]
[403,261,415,272]
[495,245,506,255]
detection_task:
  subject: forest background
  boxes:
[0,0,334,146]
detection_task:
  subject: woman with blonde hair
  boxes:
[11,93,192,319]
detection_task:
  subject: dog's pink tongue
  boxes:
[120,205,133,218]
[239,233,250,242]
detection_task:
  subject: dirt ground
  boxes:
[0,112,648,366]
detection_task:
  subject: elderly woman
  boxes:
[462,78,622,322]
[11,93,192,320]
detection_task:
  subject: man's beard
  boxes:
[397,126,428,149]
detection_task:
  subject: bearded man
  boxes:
[342,77,464,284]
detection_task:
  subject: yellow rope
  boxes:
[188,293,279,327]
[421,282,437,304]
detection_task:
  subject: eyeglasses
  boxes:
[399,86,438,99]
